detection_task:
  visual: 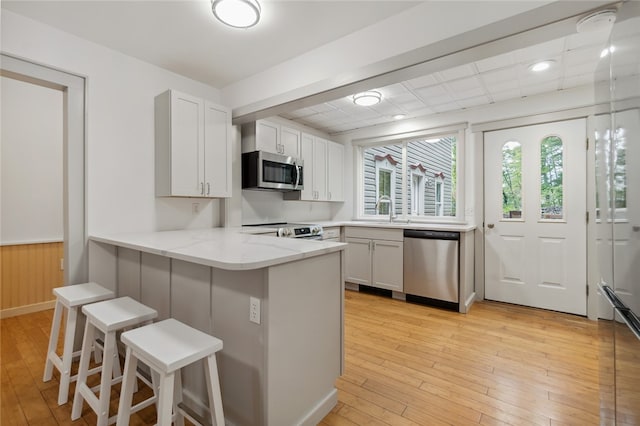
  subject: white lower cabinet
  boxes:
[345,227,403,292]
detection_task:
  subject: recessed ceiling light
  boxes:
[393,114,406,120]
[211,0,261,29]
[353,91,382,106]
[528,60,555,72]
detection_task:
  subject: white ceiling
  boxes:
[282,27,622,134]
[1,0,419,87]
[4,1,638,136]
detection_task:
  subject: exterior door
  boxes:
[484,119,587,315]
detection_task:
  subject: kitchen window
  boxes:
[356,125,465,222]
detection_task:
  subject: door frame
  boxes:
[1,53,88,285]
[471,105,609,320]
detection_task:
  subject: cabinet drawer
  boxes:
[344,227,403,242]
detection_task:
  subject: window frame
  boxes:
[353,124,466,223]
[434,176,444,216]
[375,158,396,215]
[410,170,425,216]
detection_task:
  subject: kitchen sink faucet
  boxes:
[375,195,395,222]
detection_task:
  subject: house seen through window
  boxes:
[361,134,458,219]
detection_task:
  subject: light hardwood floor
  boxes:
[1,290,600,425]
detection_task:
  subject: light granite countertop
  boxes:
[90,227,346,271]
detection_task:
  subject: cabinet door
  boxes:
[280,126,301,158]
[327,141,344,202]
[170,92,204,196]
[372,240,403,291]
[299,133,315,201]
[313,138,327,201]
[255,120,280,154]
[203,101,231,198]
[345,237,372,285]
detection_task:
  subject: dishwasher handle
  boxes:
[403,229,460,240]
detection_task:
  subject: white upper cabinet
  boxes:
[327,141,344,202]
[155,90,231,198]
[299,132,315,201]
[313,137,328,201]
[280,126,301,158]
[242,120,300,158]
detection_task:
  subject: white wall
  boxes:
[1,10,225,235]
[1,76,63,244]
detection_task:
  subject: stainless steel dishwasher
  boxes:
[403,229,459,310]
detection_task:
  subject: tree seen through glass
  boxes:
[502,141,522,218]
[540,136,563,219]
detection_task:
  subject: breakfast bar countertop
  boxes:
[89,227,346,271]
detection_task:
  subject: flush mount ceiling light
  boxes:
[393,114,406,120]
[576,9,617,33]
[528,60,555,72]
[353,91,382,106]
[211,0,261,29]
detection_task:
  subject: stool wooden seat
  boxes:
[43,282,115,405]
[116,318,224,426]
[71,297,157,426]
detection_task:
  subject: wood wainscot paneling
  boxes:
[1,242,63,318]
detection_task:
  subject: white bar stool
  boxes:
[71,296,157,426]
[43,282,115,405]
[116,318,224,426]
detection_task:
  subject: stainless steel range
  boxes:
[247,223,324,240]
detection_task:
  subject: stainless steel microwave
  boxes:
[242,151,304,191]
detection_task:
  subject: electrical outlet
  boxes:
[249,297,260,324]
[192,203,200,214]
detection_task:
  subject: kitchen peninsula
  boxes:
[88,228,346,426]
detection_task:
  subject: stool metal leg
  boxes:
[71,320,96,420]
[204,354,225,426]
[43,300,63,382]
[116,346,138,426]
[58,306,78,405]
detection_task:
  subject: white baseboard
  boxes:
[298,388,338,426]
[1,300,56,319]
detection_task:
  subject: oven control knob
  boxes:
[311,226,321,235]
[278,227,292,238]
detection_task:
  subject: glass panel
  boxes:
[613,127,627,211]
[406,136,457,217]
[363,144,401,216]
[540,136,563,219]
[502,141,522,219]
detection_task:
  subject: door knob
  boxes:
[487,223,495,229]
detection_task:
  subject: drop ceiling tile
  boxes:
[379,83,409,97]
[480,67,518,84]
[424,94,456,107]
[483,78,519,94]
[431,103,460,113]
[326,97,354,110]
[564,62,596,77]
[565,45,603,66]
[456,95,491,108]
[369,103,404,115]
[389,91,422,104]
[475,51,516,72]
[404,74,438,89]
[287,106,318,118]
[414,84,448,99]
[445,76,483,93]
[521,81,559,97]
[491,88,522,102]
[437,64,476,81]
[450,86,486,101]
[562,73,594,89]
[397,99,430,112]
[310,103,337,114]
